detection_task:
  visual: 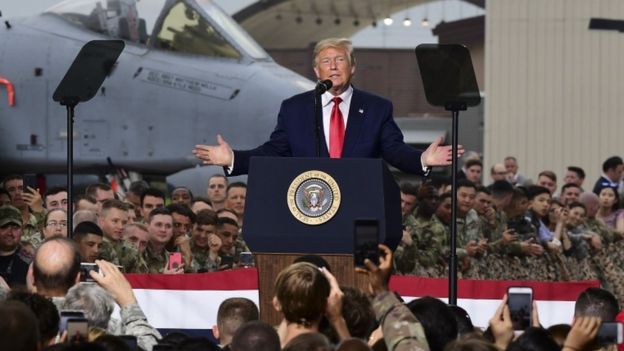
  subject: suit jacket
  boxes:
[230,88,426,176]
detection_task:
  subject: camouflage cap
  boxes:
[0,206,22,227]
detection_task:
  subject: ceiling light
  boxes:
[421,17,429,27]
[403,17,412,26]
[383,16,393,26]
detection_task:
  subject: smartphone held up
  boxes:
[507,286,533,330]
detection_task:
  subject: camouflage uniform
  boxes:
[189,243,220,273]
[107,303,162,351]
[586,218,616,245]
[143,244,170,273]
[23,231,44,251]
[455,209,484,260]
[395,215,446,276]
[565,226,593,260]
[233,234,250,263]
[99,237,147,273]
[20,212,41,249]
[485,210,509,254]
[395,214,418,274]
[372,291,430,351]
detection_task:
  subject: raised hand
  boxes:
[193,134,233,167]
[489,295,514,350]
[355,244,393,296]
[421,136,464,167]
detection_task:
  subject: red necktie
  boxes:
[329,97,344,158]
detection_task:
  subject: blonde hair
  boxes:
[313,38,355,67]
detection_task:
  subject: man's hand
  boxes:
[476,239,489,254]
[531,301,541,328]
[208,234,222,255]
[589,234,602,252]
[401,229,413,246]
[564,316,601,351]
[465,241,479,257]
[193,135,233,167]
[489,294,514,350]
[421,136,464,167]
[355,244,393,296]
[520,239,544,256]
[91,259,137,307]
[22,187,44,214]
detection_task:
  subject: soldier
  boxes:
[98,199,144,272]
[207,174,228,211]
[190,210,221,272]
[225,182,247,227]
[143,207,182,274]
[474,186,499,242]
[504,187,543,257]
[395,182,446,276]
[2,175,44,250]
[563,202,601,260]
[140,188,166,221]
[454,180,487,269]
[171,186,193,207]
[217,208,249,264]
[400,182,419,223]
[0,206,32,288]
[123,223,149,255]
[215,217,244,267]
[72,221,103,263]
[165,203,195,269]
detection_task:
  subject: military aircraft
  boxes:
[0,0,313,189]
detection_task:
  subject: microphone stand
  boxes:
[314,90,322,157]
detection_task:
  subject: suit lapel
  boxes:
[342,89,365,157]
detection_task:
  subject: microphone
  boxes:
[315,79,333,94]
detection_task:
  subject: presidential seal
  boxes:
[287,170,341,225]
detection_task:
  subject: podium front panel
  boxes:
[243,157,401,254]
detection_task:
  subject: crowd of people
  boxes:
[2,154,624,350]
[397,155,624,305]
[0,236,620,351]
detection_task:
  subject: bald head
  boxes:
[33,237,80,297]
[579,192,599,218]
[491,163,508,182]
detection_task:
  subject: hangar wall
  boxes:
[485,0,624,187]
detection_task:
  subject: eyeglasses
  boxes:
[46,221,67,228]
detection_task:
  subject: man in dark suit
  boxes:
[194,38,459,175]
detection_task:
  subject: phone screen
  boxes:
[23,174,37,190]
[597,322,623,345]
[220,255,234,269]
[354,219,379,267]
[239,252,253,267]
[79,263,99,282]
[168,252,183,270]
[66,318,88,343]
[508,287,532,330]
[59,311,85,332]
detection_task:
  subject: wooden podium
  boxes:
[242,157,401,324]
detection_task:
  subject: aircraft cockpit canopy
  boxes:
[46,0,268,60]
